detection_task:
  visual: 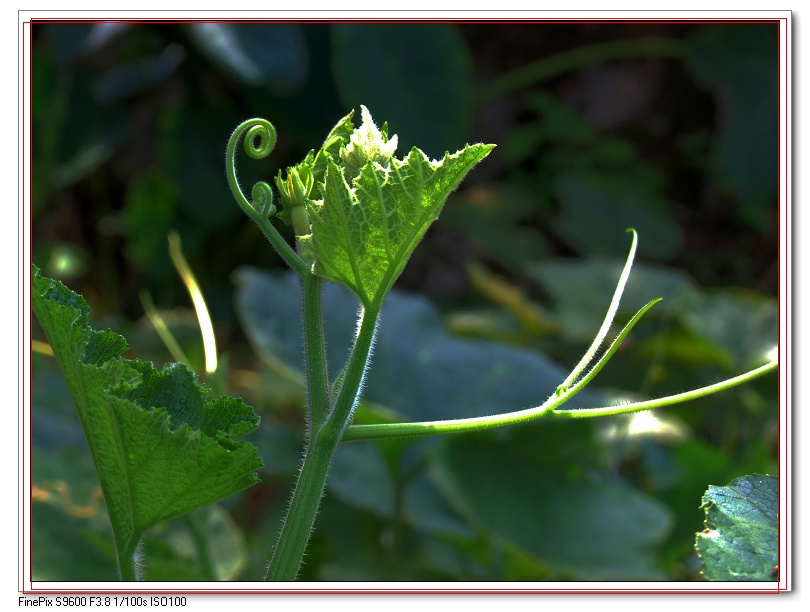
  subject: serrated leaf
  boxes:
[695,474,778,581]
[31,265,263,569]
[298,107,494,308]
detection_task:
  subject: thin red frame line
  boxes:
[777,14,790,587]
[22,16,30,595]
[27,18,783,23]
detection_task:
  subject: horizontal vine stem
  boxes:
[342,360,777,442]
[550,360,778,419]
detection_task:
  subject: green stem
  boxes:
[476,37,687,105]
[342,360,777,441]
[301,274,330,430]
[324,305,379,435]
[550,360,778,420]
[264,436,332,581]
[265,303,380,581]
[558,228,638,393]
[117,540,140,581]
[183,513,217,581]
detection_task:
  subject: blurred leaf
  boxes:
[686,24,778,228]
[91,44,185,104]
[32,352,89,453]
[331,23,474,158]
[441,184,553,269]
[696,474,778,581]
[39,23,97,65]
[430,436,674,580]
[303,499,390,581]
[329,442,395,518]
[158,107,242,229]
[523,91,597,145]
[32,55,131,191]
[529,257,695,342]
[552,172,682,260]
[634,328,736,371]
[32,500,119,581]
[248,421,304,477]
[137,537,207,581]
[401,471,473,538]
[32,442,117,581]
[122,170,177,278]
[157,506,249,580]
[186,23,308,94]
[678,291,777,371]
[83,23,131,54]
[234,268,602,423]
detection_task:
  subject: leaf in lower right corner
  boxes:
[695,474,778,581]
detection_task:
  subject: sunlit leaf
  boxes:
[298,107,493,308]
[696,474,778,581]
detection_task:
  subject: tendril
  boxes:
[227,119,278,218]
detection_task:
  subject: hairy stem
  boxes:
[264,433,334,581]
[265,303,380,581]
[557,228,638,393]
[117,540,140,582]
[301,274,330,431]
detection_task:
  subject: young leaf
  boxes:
[297,107,494,308]
[31,265,263,577]
[695,474,778,581]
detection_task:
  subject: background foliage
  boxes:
[31,20,778,581]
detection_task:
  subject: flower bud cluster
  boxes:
[340,105,398,178]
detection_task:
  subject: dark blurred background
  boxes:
[31,21,779,582]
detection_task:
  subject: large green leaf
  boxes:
[430,436,674,580]
[31,265,263,566]
[696,474,778,581]
[234,268,601,423]
[297,107,493,308]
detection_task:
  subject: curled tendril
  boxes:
[244,122,276,160]
[251,181,275,218]
[227,118,278,218]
